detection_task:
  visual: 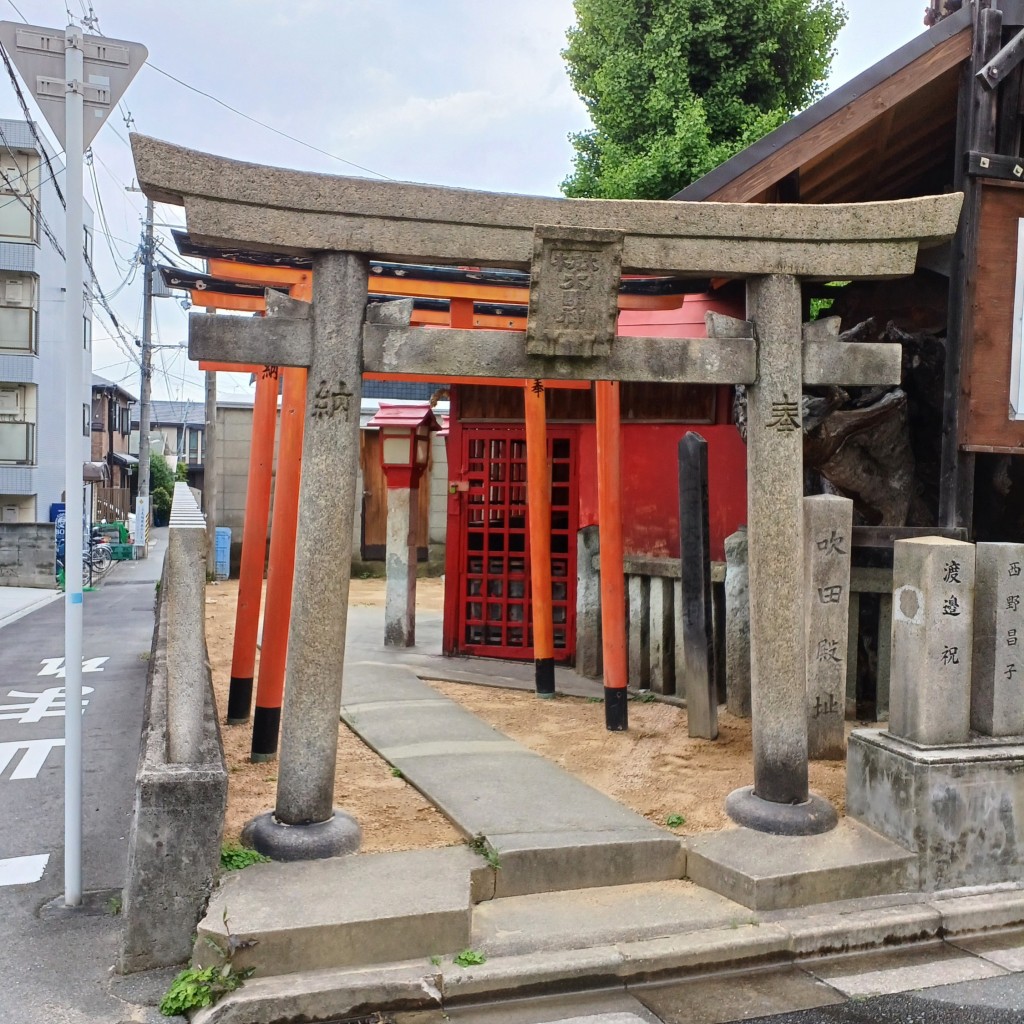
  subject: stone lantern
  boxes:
[367,402,440,646]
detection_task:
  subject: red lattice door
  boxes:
[457,427,577,661]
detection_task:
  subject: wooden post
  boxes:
[678,432,718,739]
[940,4,1002,530]
[225,367,278,724]
[524,379,555,696]
[251,367,306,760]
[596,380,627,731]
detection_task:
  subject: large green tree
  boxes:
[562,0,847,199]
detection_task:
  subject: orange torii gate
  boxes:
[184,257,690,745]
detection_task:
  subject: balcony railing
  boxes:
[0,420,35,463]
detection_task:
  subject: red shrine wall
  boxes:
[576,422,747,563]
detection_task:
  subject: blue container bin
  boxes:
[214,526,231,580]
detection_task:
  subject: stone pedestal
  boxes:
[972,542,1024,737]
[725,529,751,718]
[804,495,853,760]
[848,728,1024,890]
[384,484,417,648]
[889,537,975,746]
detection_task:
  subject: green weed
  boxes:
[467,833,500,870]
[665,814,686,829]
[159,963,254,1015]
[220,844,270,871]
[453,949,486,968]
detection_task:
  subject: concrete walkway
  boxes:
[341,660,683,898]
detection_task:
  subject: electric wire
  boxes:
[143,60,395,180]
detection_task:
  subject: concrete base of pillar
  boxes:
[847,728,1024,890]
[242,809,362,862]
[725,785,838,837]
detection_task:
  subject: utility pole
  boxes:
[136,197,154,546]
[62,22,85,909]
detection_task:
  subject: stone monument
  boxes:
[804,494,853,760]
[849,536,1024,889]
[972,541,1024,737]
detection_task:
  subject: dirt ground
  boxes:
[205,577,846,849]
[206,577,459,851]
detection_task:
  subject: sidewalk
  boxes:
[0,528,168,632]
[0,584,60,630]
[0,525,181,1024]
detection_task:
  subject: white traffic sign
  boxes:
[0,21,146,148]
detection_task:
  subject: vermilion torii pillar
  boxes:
[524,379,556,698]
[132,132,962,853]
[225,367,277,724]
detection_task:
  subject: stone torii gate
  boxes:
[131,134,962,857]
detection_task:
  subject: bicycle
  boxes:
[82,538,112,586]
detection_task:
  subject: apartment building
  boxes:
[0,118,93,524]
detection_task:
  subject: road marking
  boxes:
[0,687,93,723]
[0,854,48,886]
[0,738,65,779]
[37,657,109,677]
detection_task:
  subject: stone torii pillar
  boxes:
[132,132,962,852]
[239,265,368,858]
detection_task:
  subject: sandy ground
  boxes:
[205,577,846,848]
[206,578,459,851]
[428,682,846,834]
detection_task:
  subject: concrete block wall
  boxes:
[119,505,227,973]
[0,521,55,587]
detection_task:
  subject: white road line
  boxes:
[0,738,65,779]
[0,854,49,886]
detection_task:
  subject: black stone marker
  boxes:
[679,432,719,739]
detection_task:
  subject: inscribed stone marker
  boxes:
[972,542,1024,737]
[804,495,853,760]
[526,226,623,359]
[888,537,975,746]
[679,432,718,739]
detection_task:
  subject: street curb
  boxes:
[0,589,61,631]
[189,886,1024,1024]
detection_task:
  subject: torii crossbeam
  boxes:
[131,133,962,856]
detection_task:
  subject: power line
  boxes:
[143,60,395,180]
[0,42,67,208]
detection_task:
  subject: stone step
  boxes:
[685,819,917,911]
[195,846,482,978]
[471,879,750,958]
[340,661,686,898]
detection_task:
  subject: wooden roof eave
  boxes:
[675,5,973,204]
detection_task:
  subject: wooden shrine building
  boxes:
[680,1,1024,545]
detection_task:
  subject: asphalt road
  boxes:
[0,551,169,1023]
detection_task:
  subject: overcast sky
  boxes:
[0,0,933,404]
